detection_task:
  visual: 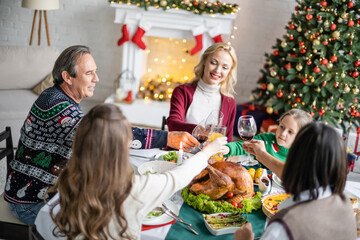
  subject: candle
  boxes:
[177,141,183,165]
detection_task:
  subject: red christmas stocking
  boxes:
[212,34,223,43]
[190,34,203,55]
[117,24,130,46]
[132,27,147,50]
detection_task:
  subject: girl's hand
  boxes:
[233,222,254,240]
[201,137,227,156]
[243,139,266,156]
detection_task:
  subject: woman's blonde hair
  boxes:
[279,108,313,129]
[192,42,237,97]
[49,103,134,240]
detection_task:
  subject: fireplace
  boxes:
[107,2,238,128]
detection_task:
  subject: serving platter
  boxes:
[142,200,179,226]
[203,213,245,236]
[261,192,291,218]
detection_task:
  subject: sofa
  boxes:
[0,46,60,145]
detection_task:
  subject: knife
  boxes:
[162,203,199,235]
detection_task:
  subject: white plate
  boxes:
[272,173,283,188]
[155,151,193,162]
[142,200,179,226]
[203,213,243,235]
[137,160,177,175]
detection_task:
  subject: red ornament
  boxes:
[274,111,279,115]
[299,41,305,46]
[351,108,356,115]
[354,60,360,67]
[273,50,279,56]
[355,99,359,103]
[306,14,313,20]
[322,81,327,87]
[249,105,256,111]
[295,97,301,103]
[291,88,295,92]
[290,54,296,58]
[358,19,360,24]
[323,40,328,45]
[310,112,315,117]
[281,76,285,81]
[314,66,321,73]
[125,90,133,103]
[330,56,337,62]
[348,20,355,27]
[258,77,263,82]
[300,48,306,54]
[334,82,339,88]
[321,59,328,65]
[261,83,267,90]
[348,1,354,8]
[193,1,199,6]
[320,1,327,7]
[302,78,308,84]
[277,90,283,98]
[285,63,292,70]
[339,104,343,109]
[307,60,312,65]
[296,11,300,15]
[289,24,295,29]
[307,8,312,12]
[289,35,294,40]
[318,109,325,116]
[330,24,337,30]
[258,92,262,97]
[312,105,317,110]
[349,51,353,56]
[295,6,299,11]
[352,70,359,78]
[355,112,360,118]
[317,16,322,21]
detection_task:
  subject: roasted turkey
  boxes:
[188,161,254,203]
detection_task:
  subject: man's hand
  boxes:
[233,222,254,240]
[167,131,200,152]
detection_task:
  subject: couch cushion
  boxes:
[0,46,59,90]
[32,73,54,95]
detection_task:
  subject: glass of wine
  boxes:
[191,120,211,153]
[237,115,258,166]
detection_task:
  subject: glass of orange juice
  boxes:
[209,125,227,161]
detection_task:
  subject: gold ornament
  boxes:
[281,41,287,48]
[249,94,255,101]
[313,49,318,53]
[315,86,321,92]
[267,83,275,91]
[268,60,273,66]
[297,26,302,32]
[341,72,346,78]
[313,39,320,45]
[296,64,303,71]
[353,87,359,94]
[311,78,315,83]
[324,20,329,27]
[266,106,274,114]
[160,0,167,6]
[326,62,333,70]
[344,84,350,93]
[332,31,340,39]
[338,118,342,124]
[270,69,277,77]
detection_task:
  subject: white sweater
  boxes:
[35,152,209,240]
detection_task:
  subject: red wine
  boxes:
[196,135,208,144]
[239,131,255,141]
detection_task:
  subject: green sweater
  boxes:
[224,132,289,162]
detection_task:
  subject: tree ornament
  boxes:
[352,70,359,78]
[323,40,328,45]
[266,106,274,114]
[327,62,333,70]
[341,72,346,78]
[277,90,283,98]
[330,23,337,30]
[321,58,328,65]
[313,39,320,45]
[324,20,330,27]
[270,69,277,77]
[315,86,321,92]
[332,31,340,39]
[349,51,353,56]
[300,48,306,54]
[344,84,351,93]
[338,118,342,124]
[285,63,292,70]
[322,81,327,87]
[295,97,301,103]
[306,14,313,20]
[319,108,325,115]
[281,41,287,48]
[341,12,349,20]
[289,24,295,29]
[302,77,308,84]
[352,87,359,94]
[261,83,267,90]
[160,0,167,7]
[273,50,279,56]
[296,64,303,71]
[289,35,294,40]
[348,1,354,8]
[320,1,327,7]
[267,83,274,91]
[354,60,360,67]
[314,66,321,73]
[348,19,355,27]
[330,55,337,62]
[334,82,339,88]
[307,60,312,65]
[297,26,302,32]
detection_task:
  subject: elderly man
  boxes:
[4,45,199,225]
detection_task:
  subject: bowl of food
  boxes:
[261,192,291,218]
[203,212,248,236]
[155,151,193,163]
[137,160,177,175]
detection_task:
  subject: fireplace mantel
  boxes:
[111,3,237,96]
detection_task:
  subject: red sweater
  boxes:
[167,82,236,141]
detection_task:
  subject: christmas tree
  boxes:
[252,0,360,133]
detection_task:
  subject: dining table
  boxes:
[130,149,360,240]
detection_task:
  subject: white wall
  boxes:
[0,0,297,105]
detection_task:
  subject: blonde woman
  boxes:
[35,103,227,240]
[167,42,237,141]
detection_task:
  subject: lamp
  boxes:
[22,0,59,46]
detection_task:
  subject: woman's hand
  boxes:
[242,139,266,157]
[233,222,254,240]
[201,137,227,157]
[167,131,200,152]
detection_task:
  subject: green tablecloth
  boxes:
[165,201,266,240]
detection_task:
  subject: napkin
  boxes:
[141,219,176,231]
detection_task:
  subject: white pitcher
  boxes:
[258,169,271,194]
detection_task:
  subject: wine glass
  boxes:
[237,115,258,166]
[191,120,211,153]
[205,110,224,128]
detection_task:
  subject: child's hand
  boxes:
[233,222,254,240]
[201,137,227,156]
[243,139,266,156]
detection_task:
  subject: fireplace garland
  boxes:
[108,0,239,15]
